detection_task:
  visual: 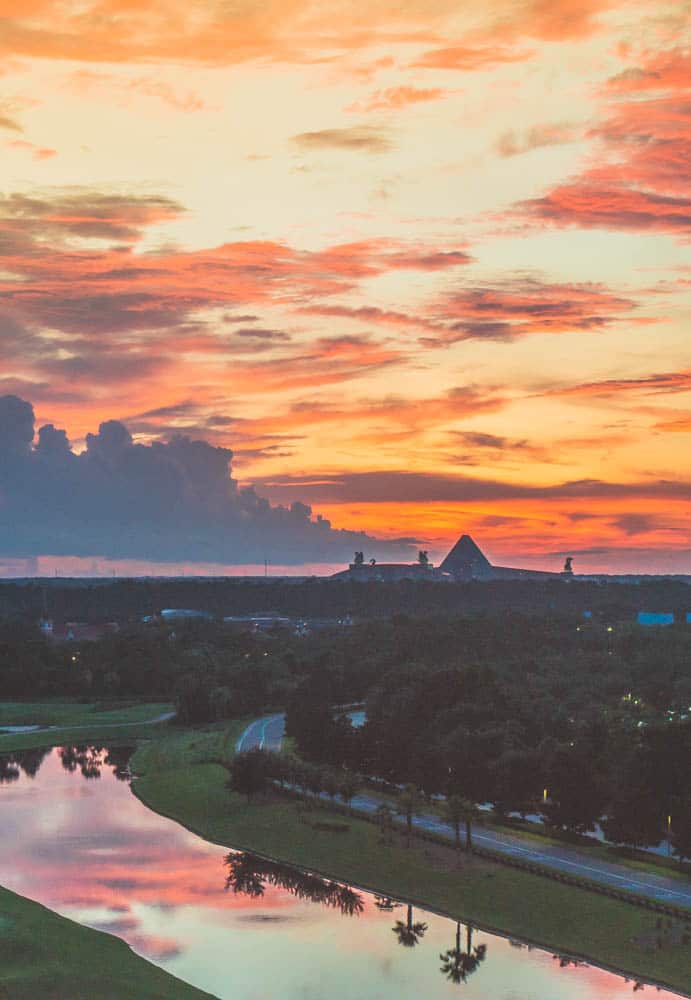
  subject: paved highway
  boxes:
[235,714,286,752]
[234,715,691,909]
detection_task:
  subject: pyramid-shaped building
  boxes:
[439,533,567,581]
[439,534,494,579]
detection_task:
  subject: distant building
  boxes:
[333,534,572,582]
[160,608,214,622]
[332,561,439,582]
[44,621,119,642]
[223,614,292,633]
[637,612,675,626]
[440,534,574,581]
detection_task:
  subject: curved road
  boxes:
[236,714,691,910]
[235,714,286,753]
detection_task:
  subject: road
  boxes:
[235,714,286,752]
[235,714,691,910]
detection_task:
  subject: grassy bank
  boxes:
[0,885,214,1000]
[0,700,172,728]
[132,727,691,995]
[0,700,174,752]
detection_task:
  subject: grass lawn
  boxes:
[0,701,174,752]
[0,700,172,727]
[132,727,691,995]
[0,885,214,1000]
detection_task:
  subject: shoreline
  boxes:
[129,728,691,996]
[129,777,691,999]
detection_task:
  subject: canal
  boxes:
[0,746,686,999]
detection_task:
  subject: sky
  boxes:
[0,0,690,575]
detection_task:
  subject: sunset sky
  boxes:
[1,0,690,573]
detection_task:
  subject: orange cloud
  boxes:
[0,0,635,66]
[606,48,690,94]
[495,122,582,157]
[347,86,449,113]
[545,369,691,399]
[64,69,208,111]
[1,191,485,414]
[520,46,691,236]
[412,44,529,71]
[428,278,637,342]
[7,139,56,159]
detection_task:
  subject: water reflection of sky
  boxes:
[0,748,685,1000]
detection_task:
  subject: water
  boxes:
[0,747,686,1000]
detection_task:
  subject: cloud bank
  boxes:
[0,396,414,565]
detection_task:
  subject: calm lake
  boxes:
[0,746,686,999]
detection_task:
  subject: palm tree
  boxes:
[460,798,480,851]
[439,922,487,984]
[441,794,464,849]
[392,904,428,948]
[376,802,395,845]
[339,774,357,812]
[397,784,425,847]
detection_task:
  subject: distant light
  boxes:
[607,626,613,632]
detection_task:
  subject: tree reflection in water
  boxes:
[57,744,134,781]
[0,748,50,783]
[439,922,487,986]
[392,904,428,948]
[224,852,365,917]
[0,756,20,783]
[59,745,103,778]
[104,746,134,781]
[0,744,133,784]
[373,895,398,912]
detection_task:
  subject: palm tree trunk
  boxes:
[466,818,472,851]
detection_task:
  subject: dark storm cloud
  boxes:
[0,396,414,565]
[254,470,691,505]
